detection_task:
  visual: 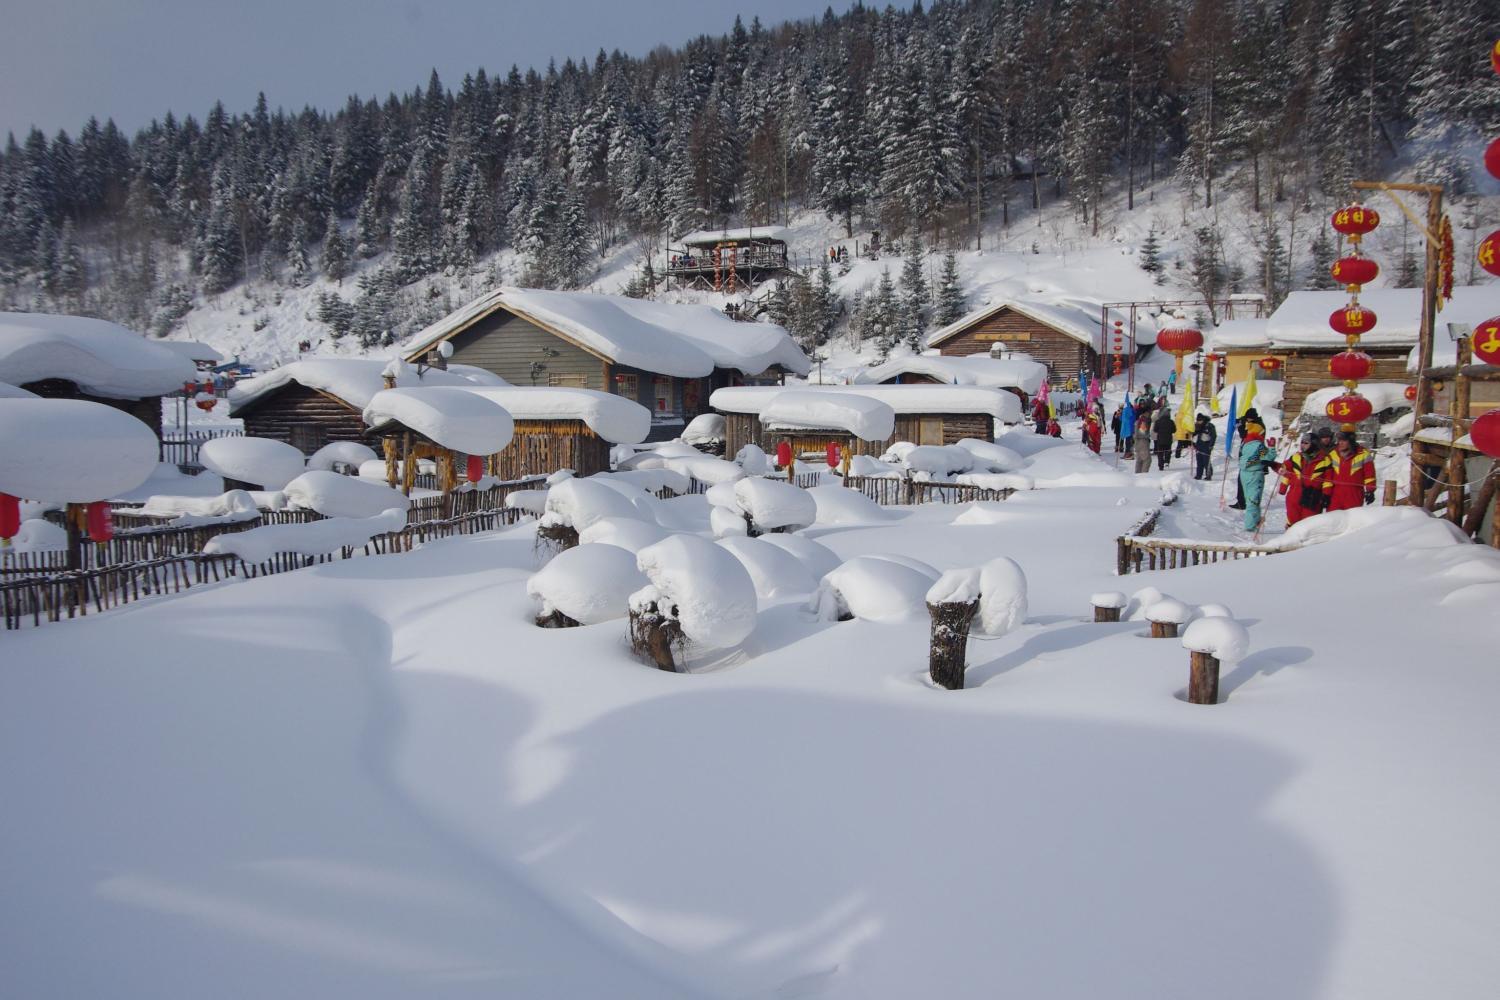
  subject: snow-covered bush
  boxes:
[682,413,726,451]
[307,441,378,473]
[538,477,646,551]
[732,477,816,534]
[847,454,903,478]
[734,443,771,475]
[710,504,750,539]
[526,543,648,626]
[505,489,549,516]
[283,470,409,519]
[632,534,758,650]
[806,484,893,525]
[717,536,818,600]
[902,445,975,479]
[139,490,260,520]
[809,555,939,623]
[954,438,1025,473]
[199,436,306,490]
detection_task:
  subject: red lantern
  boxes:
[1486,137,1500,182]
[1493,38,1500,76]
[0,493,19,541]
[466,455,484,483]
[182,381,197,396]
[1403,385,1417,402]
[1329,306,1377,337]
[85,501,113,544]
[195,397,216,412]
[1325,392,1373,425]
[1330,255,1379,287]
[1328,350,1373,381]
[1257,357,1282,372]
[826,442,841,468]
[1473,316,1500,367]
[1155,326,1204,357]
[1479,231,1500,279]
[1471,410,1500,459]
[775,440,792,468]
[1331,205,1379,238]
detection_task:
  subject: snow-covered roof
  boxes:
[362,386,515,454]
[199,436,307,490]
[0,398,161,501]
[927,296,1153,352]
[759,390,896,441]
[456,386,651,444]
[0,312,198,399]
[1267,284,1500,350]
[402,287,809,378]
[675,226,791,247]
[228,357,508,414]
[854,354,1047,395]
[713,383,1022,425]
[1207,318,1271,352]
[157,340,223,364]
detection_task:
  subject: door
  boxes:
[918,417,943,445]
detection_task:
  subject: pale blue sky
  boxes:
[1,0,845,138]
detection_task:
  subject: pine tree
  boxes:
[1187,226,1227,322]
[55,218,86,300]
[809,258,840,347]
[899,237,930,352]
[322,210,350,284]
[869,268,900,362]
[1140,229,1164,280]
[1255,215,1289,308]
[287,218,312,287]
[1308,228,1337,290]
[355,188,382,259]
[935,251,965,326]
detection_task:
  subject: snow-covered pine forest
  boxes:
[0,0,1495,359]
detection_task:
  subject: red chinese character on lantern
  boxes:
[1474,316,1500,367]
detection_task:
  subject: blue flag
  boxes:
[1119,399,1136,442]
[1224,387,1238,456]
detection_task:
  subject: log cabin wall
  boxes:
[720,410,995,459]
[932,308,1091,381]
[491,421,610,479]
[236,383,366,455]
[20,379,164,441]
[1282,348,1411,422]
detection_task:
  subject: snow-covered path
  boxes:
[4,460,1499,999]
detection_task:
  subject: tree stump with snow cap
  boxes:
[1145,598,1191,639]
[1091,591,1126,623]
[927,599,978,691]
[1188,651,1220,705]
[1181,617,1249,706]
[629,599,683,672]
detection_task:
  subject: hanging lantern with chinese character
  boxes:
[826,442,841,468]
[85,501,113,544]
[1325,392,1373,427]
[0,492,19,545]
[1329,305,1378,338]
[1257,357,1283,373]
[1331,204,1380,243]
[1486,137,1500,182]
[1479,230,1500,279]
[1330,254,1379,288]
[1471,410,1500,459]
[776,440,792,468]
[1473,316,1500,367]
[466,455,484,483]
[1328,350,1373,382]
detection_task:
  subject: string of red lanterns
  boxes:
[1325,203,1380,429]
[1468,41,1500,461]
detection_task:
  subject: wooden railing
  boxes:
[161,427,244,469]
[1115,508,1288,575]
[842,476,1016,506]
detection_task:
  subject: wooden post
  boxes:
[629,599,681,672]
[1461,462,1499,538]
[1188,650,1220,705]
[64,503,83,572]
[1150,620,1180,639]
[927,599,978,691]
[401,431,415,497]
[383,437,399,489]
[1382,479,1398,507]
[1093,604,1120,623]
[1446,339,1472,524]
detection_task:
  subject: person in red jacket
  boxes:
[1082,408,1102,453]
[1278,434,1333,524]
[1324,431,1376,511]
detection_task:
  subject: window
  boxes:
[653,377,675,414]
[612,373,639,397]
[548,373,588,388]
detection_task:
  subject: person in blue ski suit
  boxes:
[1237,427,1280,531]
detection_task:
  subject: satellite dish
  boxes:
[437,341,454,359]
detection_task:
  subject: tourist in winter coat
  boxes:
[1032,396,1049,435]
[1166,369,1177,396]
[1191,415,1217,480]
[1278,434,1333,525]
[1325,431,1377,510]
[1237,428,1280,531]
[1083,409,1102,453]
[1132,409,1153,473]
[1111,406,1124,452]
[1152,409,1176,470]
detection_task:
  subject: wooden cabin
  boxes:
[667,227,792,291]
[457,386,651,480]
[853,354,1048,406]
[926,299,1111,384]
[712,385,1019,459]
[229,358,504,456]
[0,312,198,446]
[402,287,809,442]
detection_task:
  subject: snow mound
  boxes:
[0,398,160,501]
[307,441,378,472]
[977,557,1028,636]
[526,543,648,625]
[577,516,670,553]
[505,489,550,515]
[682,413,726,445]
[138,491,260,520]
[956,472,1035,491]
[0,380,37,399]
[1181,617,1251,664]
[660,454,745,486]
[847,454,903,478]
[806,484,894,524]
[597,468,691,496]
[363,387,514,455]
[1194,603,1234,620]
[952,503,1011,525]
[710,504,750,539]
[757,534,841,581]
[812,555,939,623]
[1091,591,1128,609]
[759,390,897,441]
[228,357,504,413]
[1280,505,1466,550]
[0,312,197,399]
[955,438,1025,473]
[6,517,66,551]
[1145,598,1193,625]
[633,534,758,648]
[203,508,406,562]
[734,443,771,475]
[926,567,981,605]
[283,471,410,519]
[716,536,818,600]
[903,445,975,478]
[733,477,816,532]
[855,355,1047,395]
[1126,586,1169,621]
[541,478,645,532]
[199,436,306,490]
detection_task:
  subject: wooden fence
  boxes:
[1115,508,1286,575]
[842,476,1015,506]
[161,427,244,468]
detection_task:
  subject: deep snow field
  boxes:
[4,428,1500,1000]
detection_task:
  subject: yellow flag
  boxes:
[1175,380,1195,437]
[1238,365,1258,417]
[1047,400,1056,420]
